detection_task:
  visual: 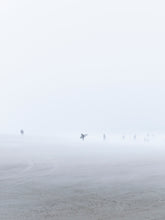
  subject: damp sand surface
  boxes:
[1,136,165,220]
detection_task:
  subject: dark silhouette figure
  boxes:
[20,129,24,135]
[103,134,106,140]
[80,133,87,141]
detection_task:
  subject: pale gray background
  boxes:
[0,0,165,135]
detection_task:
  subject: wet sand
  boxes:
[1,135,165,220]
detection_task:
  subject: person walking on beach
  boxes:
[20,129,24,135]
[80,133,87,141]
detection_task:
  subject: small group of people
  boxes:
[80,133,106,141]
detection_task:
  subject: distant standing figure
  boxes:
[80,133,87,141]
[103,134,106,140]
[20,129,24,135]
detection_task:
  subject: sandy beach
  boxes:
[1,135,165,220]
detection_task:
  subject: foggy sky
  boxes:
[0,0,165,135]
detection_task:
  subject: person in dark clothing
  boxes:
[80,133,87,141]
[20,129,24,135]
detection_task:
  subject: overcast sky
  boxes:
[0,0,165,135]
